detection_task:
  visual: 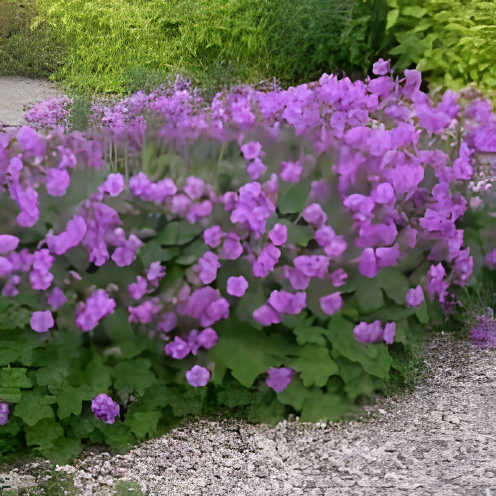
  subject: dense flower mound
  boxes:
[0,61,495,462]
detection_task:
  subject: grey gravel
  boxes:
[0,76,63,128]
[3,330,496,496]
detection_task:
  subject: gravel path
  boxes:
[0,76,64,128]
[2,330,495,496]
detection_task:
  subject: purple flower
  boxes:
[184,176,205,200]
[371,182,395,204]
[197,328,218,350]
[128,299,162,324]
[253,244,281,278]
[241,141,263,160]
[293,255,329,278]
[146,261,166,286]
[46,216,87,255]
[358,248,378,278]
[185,365,210,387]
[47,287,67,310]
[158,312,177,333]
[0,402,9,426]
[268,223,288,246]
[330,268,347,287]
[30,310,54,333]
[91,394,120,424]
[383,322,396,344]
[253,304,281,326]
[197,251,221,284]
[372,58,390,76]
[203,225,224,248]
[100,173,125,197]
[268,290,306,315]
[353,320,384,344]
[0,235,19,254]
[128,276,148,300]
[246,158,266,180]
[227,276,248,297]
[283,266,310,290]
[45,168,70,197]
[219,233,243,260]
[75,289,116,332]
[165,336,190,359]
[280,161,303,182]
[302,203,327,227]
[0,257,13,278]
[406,285,424,307]
[320,292,343,315]
[265,367,294,393]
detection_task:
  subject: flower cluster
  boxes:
[91,393,120,424]
[0,60,493,405]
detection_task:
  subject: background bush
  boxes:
[32,0,387,96]
[385,0,496,98]
[0,0,66,79]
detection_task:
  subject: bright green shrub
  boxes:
[386,0,496,97]
[0,0,66,79]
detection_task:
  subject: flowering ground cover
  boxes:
[0,61,495,465]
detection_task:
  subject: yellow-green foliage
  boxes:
[33,0,388,95]
[386,0,496,97]
[0,0,66,78]
[34,0,272,94]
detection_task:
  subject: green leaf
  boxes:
[386,8,399,31]
[415,302,429,324]
[209,319,298,388]
[103,308,147,359]
[328,316,392,380]
[39,436,82,465]
[300,390,358,422]
[216,378,253,408]
[288,344,338,387]
[276,375,309,411]
[0,388,21,403]
[0,367,32,388]
[98,423,134,450]
[277,181,311,214]
[139,241,180,266]
[79,356,112,399]
[244,395,286,425]
[403,6,427,17]
[56,386,86,419]
[376,267,409,305]
[175,239,208,265]
[14,390,55,426]
[166,386,207,417]
[25,418,63,448]
[292,326,330,346]
[112,359,157,396]
[353,278,384,314]
[125,410,161,440]
[156,221,202,245]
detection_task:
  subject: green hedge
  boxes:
[32,0,387,95]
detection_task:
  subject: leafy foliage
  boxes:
[385,0,496,98]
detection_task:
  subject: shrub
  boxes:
[385,0,496,98]
[0,65,494,464]
[33,0,388,95]
[0,0,66,79]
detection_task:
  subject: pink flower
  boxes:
[227,276,248,297]
[320,292,343,315]
[185,365,210,387]
[30,310,54,333]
